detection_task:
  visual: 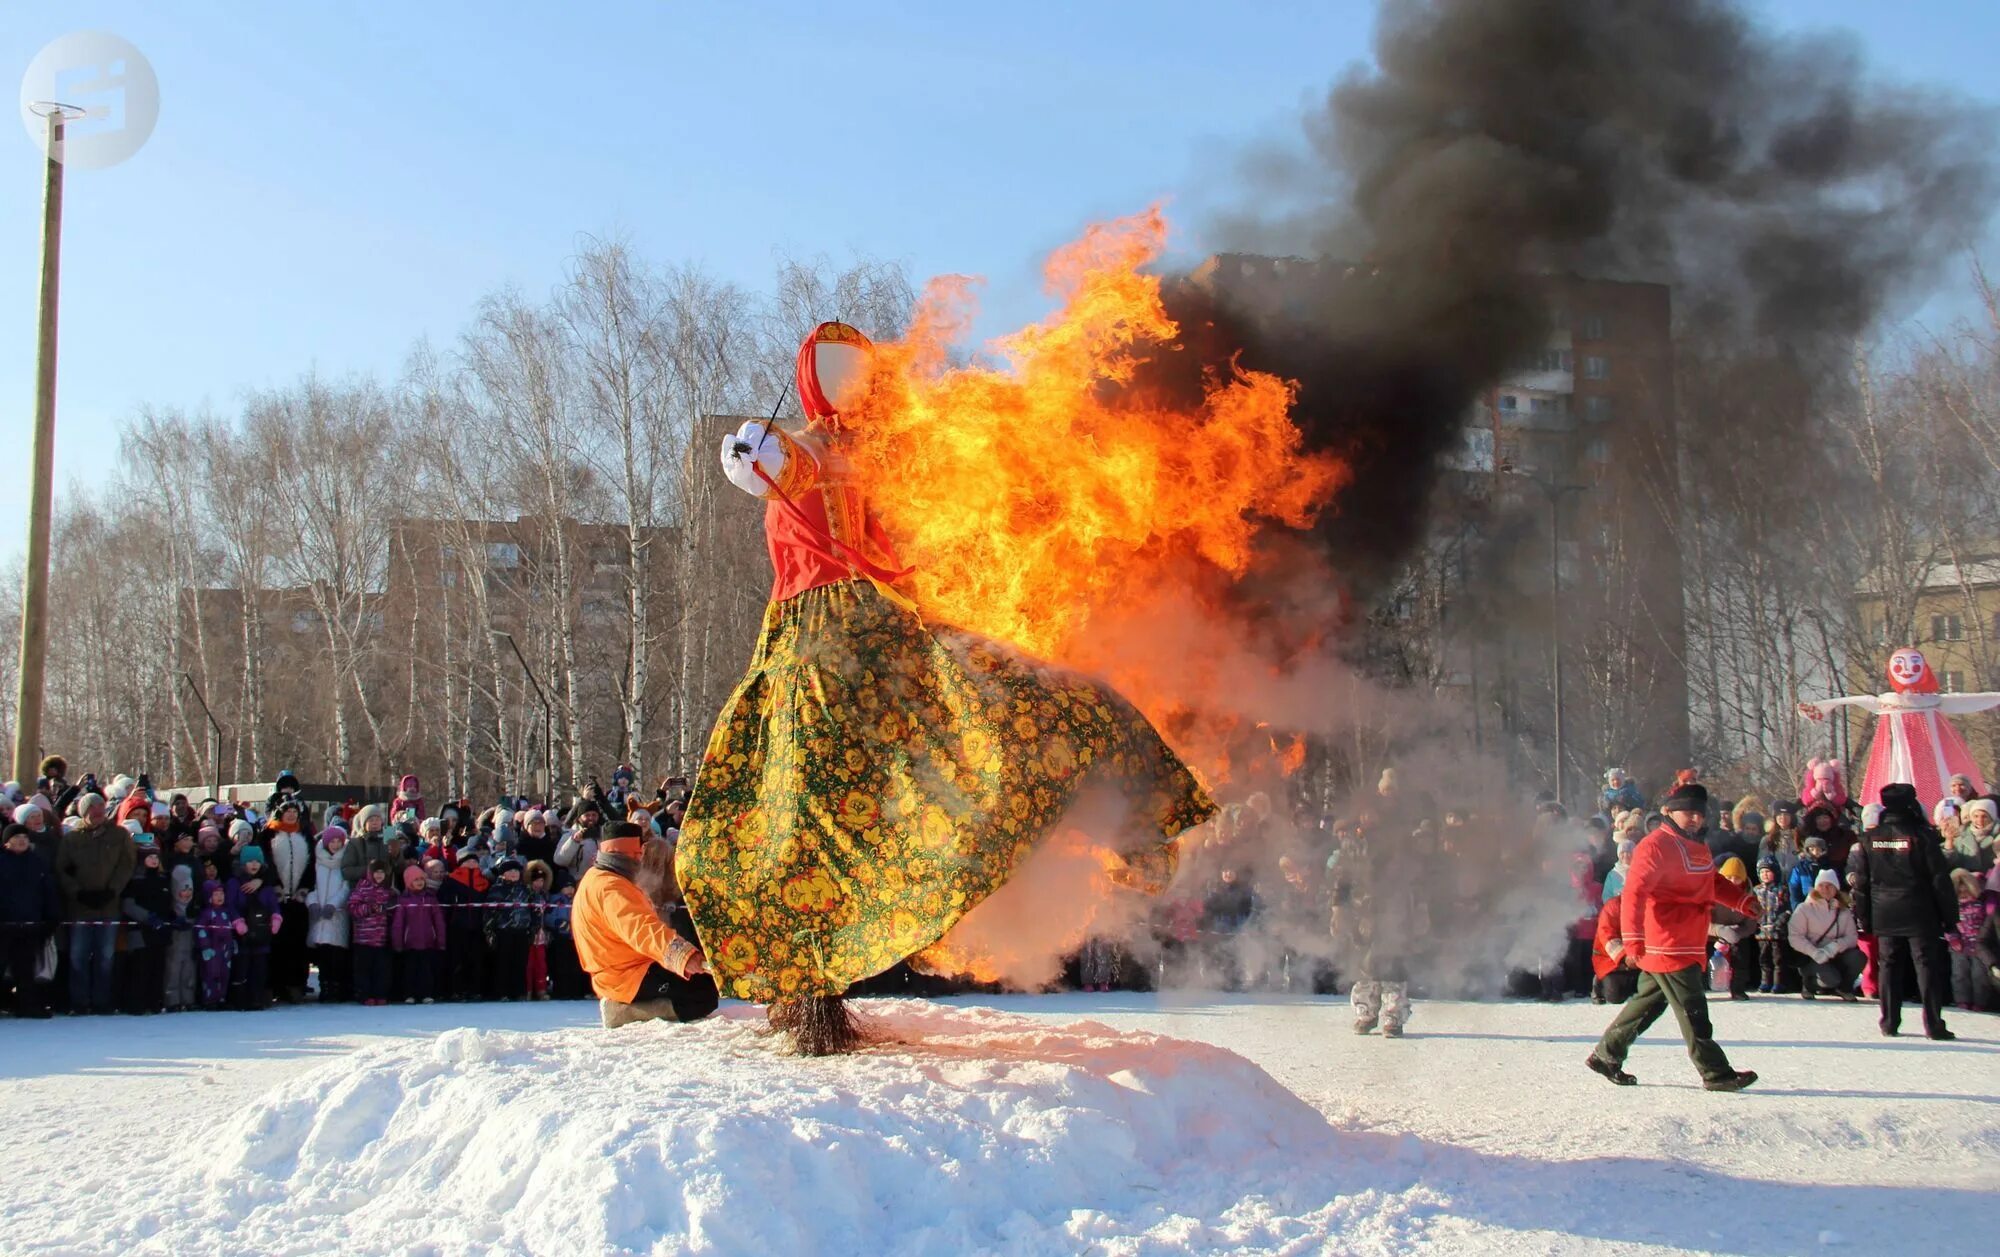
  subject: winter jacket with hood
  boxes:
[572,858,702,1003]
[121,857,173,949]
[1950,889,1999,956]
[228,866,282,950]
[1591,895,1626,979]
[0,844,60,931]
[441,861,490,936]
[267,824,314,902]
[305,836,352,948]
[1852,789,1958,939]
[1618,820,1758,974]
[391,867,446,951]
[484,868,543,937]
[1787,850,1831,912]
[346,876,395,948]
[1788,892,1860,963]
[55,820,136,919]
[338,806,391,885]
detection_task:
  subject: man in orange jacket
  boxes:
[1587,783,1761,1091]
[572,823,717,1027]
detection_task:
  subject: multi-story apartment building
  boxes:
[1190,255,1690,800]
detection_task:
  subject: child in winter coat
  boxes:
[120,844,172,1014]
[1946,869,1998,1012]
[346,860,396,1005]
[1752,858,1791,994]
[483,857,542,1000]
[440,852,491,1000]
[226,848,282,1010]
[390,862,446,1003]
[162,869,199,1011]
[193,881,239,1008]
[1707,856,1756,1000]
[523,860,554,1000]
[1788,835,1831,911]
[543,880,589,1000]
[305,828,352,1002]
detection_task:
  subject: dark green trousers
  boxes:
[1592,963,1735,1082]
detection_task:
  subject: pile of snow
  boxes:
[9,994,1995,1254]
[124,1003,1419,1254]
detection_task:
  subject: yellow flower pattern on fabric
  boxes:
[676,580,1215,1004]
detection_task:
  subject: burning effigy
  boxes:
[677,215,1338,1051]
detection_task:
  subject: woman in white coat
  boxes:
[306,827,354,1002]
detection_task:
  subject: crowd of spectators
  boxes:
[0,757,694,1017]
[3,754,1997,1022]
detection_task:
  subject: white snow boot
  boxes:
[1351,980,1380,1033]
[600,997,679,1028]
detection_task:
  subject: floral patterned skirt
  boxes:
[677,579,1215,1003]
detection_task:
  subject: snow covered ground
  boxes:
[0,992,1993,1255]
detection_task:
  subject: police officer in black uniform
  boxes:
[1851,783,1957,1040]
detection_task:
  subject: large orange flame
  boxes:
[847,208,1347,776]
[843,209,1347,984]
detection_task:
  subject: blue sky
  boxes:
[2,2,1997,562]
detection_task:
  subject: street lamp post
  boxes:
[1506,467,1588,807]
[491,631,554,800]
[174,671,226,800]
[11,104,82,786]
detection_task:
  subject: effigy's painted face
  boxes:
[1886,648,1933,693]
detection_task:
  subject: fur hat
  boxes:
[1662,782,1708,813]
[525,859,553,884]
[600,820,646,857]
[38,754,66,781]
[1879,782,1922,822]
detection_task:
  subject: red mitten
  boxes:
[271,913,283,933]
[233,919,248,936]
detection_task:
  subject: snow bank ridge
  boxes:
[203,1002,1400,1255]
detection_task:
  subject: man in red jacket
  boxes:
[1587,783,1761,1091]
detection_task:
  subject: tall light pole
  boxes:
[11,104,82,787]
[175,671,227,801]
[1506,466,1587,807]
[491,630,554,800]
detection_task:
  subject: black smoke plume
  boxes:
[1152,0,1998,586]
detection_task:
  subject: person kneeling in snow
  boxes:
[573,823,717,1028]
